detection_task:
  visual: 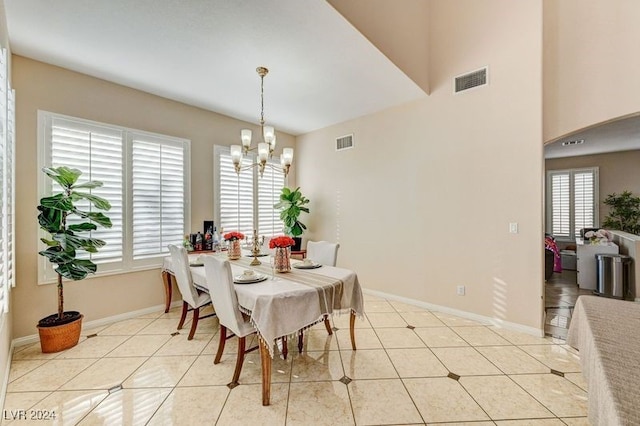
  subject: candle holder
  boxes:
[250,229,263,266]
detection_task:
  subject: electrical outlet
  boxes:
[509,222,518,234]
[456,285,465,296]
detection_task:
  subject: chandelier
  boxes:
[230,66,293,178]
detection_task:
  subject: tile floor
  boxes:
[4,293,589,425]
[544,270,592,339]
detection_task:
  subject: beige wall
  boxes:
[298,0,544,330]
[545,150,640,221]
[327,0,430,94]
[543,0,640,142]
[11,56,295,339]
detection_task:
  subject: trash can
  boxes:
[595,254,632,299]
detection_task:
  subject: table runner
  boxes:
[162,253,364,357]
[567,296,640,425]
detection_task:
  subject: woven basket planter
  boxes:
[37,312,83,353]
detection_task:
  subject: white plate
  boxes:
[293,262,322,269]
[233,274,268,284]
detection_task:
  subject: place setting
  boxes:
[233,268,268,284]
[293,258,322,269]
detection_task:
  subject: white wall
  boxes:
[297,0,544,331]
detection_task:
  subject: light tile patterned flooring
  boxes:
[4,293,589,425]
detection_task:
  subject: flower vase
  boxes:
[274,247,291,273]
[228,240,241,260]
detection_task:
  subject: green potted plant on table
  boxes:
[274,187,310,251]
[37,166,112,353]
[602,190,640,235]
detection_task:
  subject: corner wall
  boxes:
[543,0,640,142]
[12,56,295,339]
[297,0,544,330]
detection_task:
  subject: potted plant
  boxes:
[37,166,112,353]
[602,190,640,235]
[274,187,309,251]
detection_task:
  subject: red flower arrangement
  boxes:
[223,231,245,241]
[269,236,295,248]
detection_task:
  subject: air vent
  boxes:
[454,67,488,93]
[336,134,354,151]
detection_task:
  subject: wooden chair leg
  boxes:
[177,301,189,330]
[188,307,200,340]
[281,336,288,360]
[323,315,333,335]
[298,331,304,353]
[231,336,247,385]
[214,325,227,364]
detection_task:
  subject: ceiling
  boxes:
[4,0,426,136]
[545,115,640,159]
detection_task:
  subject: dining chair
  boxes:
[300,240,341,350]
[203,255,257,387]
[168,245,215,340]
[306,240,340,266]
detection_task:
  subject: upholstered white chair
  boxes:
[168,245,214,340]
[306,240,340,266]
[203,256,257,386]
[301,240,341,347]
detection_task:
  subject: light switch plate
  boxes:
[509,222,518,234]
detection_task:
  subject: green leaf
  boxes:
[42,166,82,188]
[73,210,113,228]
[40,194,74,212]
[40,238,59,247]
[55,259,97,281]
[53,232,106,252]
[72,181,103,190]
[68,222,97,232]
[39,247,76,264]
[72,192,111,210]
[38,206,63,234]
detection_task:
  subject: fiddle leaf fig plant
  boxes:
[602,190,640,235]
[38,166,112,321]
[274,187,310,237]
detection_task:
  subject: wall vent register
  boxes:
[454,67,488,93]
[336,134,354,151]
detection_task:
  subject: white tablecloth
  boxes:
[163,252,364,357]
[567,296,640,425]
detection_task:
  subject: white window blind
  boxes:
[216,146,284,238]
[39,111,190,283]
[258,161,286,237]
[0,49,12,313]
[218,150,254,237]
[50,117,124,263]
[132,135,186,259]
[547,168,598,239]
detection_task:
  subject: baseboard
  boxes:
[0,339,15,415]
[11,301,182,349]
[362,288,545,337]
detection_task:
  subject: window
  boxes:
[546,167,599,239]
[0,47,15,314]
[38,111,190,283]
[215,145,285,238]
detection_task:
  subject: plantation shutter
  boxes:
[258,163,285,237]
[6,88,15,294]
[550,172,570,238]
[218,150,254,237]
[547,168,598,239]
[50,117,124,263]
[0,48,6,312]
[574,171,596,238]
[131,135,186,259]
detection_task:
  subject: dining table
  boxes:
[161,251,364,406]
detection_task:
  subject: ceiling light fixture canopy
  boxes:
[231,66,293,178]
